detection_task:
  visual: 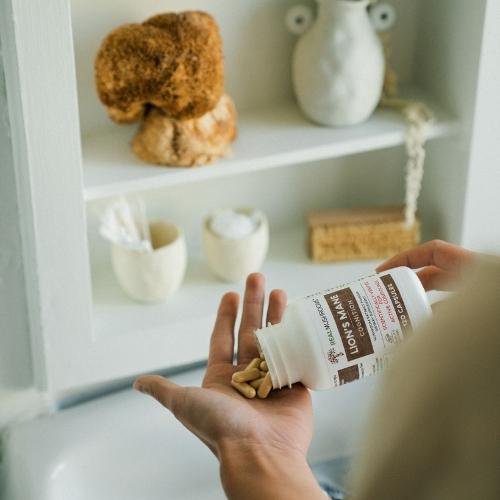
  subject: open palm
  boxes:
[134,273,313,461]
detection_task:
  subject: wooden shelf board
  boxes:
[83,90,458,201]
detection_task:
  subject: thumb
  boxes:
[133,375,186,418]
[134,375,219,455]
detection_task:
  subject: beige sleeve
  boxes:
[350,258,500,500]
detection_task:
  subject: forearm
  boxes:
[219,440,325,500]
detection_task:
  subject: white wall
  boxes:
[0,39,35,425]
[461,0,500,253]
[414,0,488,245]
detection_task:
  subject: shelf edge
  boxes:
[84,119,459,202]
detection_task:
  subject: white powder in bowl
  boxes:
[210,210,259,239]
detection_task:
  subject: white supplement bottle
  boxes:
[256,267,432,390]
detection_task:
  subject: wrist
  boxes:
[218,439,324,500]
[219,438,308,474]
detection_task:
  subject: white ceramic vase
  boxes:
[293,0,385,127]
[112,220,187,303]
[203,209,269,283]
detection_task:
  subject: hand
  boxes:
[376,239,475,291]
[133,273,324,500]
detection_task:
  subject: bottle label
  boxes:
[306,272,414,387]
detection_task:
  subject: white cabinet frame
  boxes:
[1,0,498,402]
[1,0,93,395]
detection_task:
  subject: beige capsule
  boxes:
[257,372,273,399]
[232,368,261,383]
[245,358,262,371]
[231,380,256,399]
[249,377,266,389]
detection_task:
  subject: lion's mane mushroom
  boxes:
[95,11,224,124]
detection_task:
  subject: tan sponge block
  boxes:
[308,206,420,262]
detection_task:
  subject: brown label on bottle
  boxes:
[338,365,360,384]
[324,288,374,361]
[381,274,413,337]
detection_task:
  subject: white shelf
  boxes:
[83,90,458,201]
[91,229,380,374]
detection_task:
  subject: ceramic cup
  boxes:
[203,208,269,283]
[111,219,187,303]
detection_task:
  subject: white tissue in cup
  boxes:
[112,220,187,303]
[203,208,269,283]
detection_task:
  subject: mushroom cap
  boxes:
[95,11,224,123]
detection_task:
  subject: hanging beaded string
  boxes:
[372,2,434,229]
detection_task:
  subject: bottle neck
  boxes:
[256,322,302,389]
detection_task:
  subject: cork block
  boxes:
[308,206,420,262]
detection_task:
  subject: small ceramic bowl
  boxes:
[111,220,187,303]
[203,208,269,283]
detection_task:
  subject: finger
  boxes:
[207,292,239,368]
[134,375,187,420]
[416,266,456,291]
[237,273,265,364]
[266,289,287,325]
[376,240,474,273]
